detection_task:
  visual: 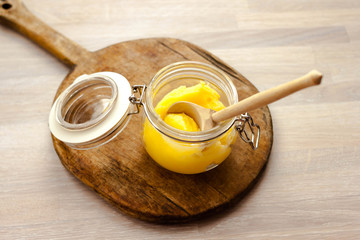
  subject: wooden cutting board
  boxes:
[0,0,273,223]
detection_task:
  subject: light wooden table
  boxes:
[1,0,359,239]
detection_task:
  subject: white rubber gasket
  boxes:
[49,72,132,144]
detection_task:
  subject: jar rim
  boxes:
[144,61,238,143]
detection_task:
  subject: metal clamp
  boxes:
[128,85,147,115]
[235,113,260,150]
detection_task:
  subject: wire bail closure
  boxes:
[235,113,260,149]
[128,85,147,115]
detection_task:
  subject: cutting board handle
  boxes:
[0,0,90,67]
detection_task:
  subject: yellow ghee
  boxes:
[143,82,236,174]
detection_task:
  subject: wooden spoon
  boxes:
[167,70,322,130]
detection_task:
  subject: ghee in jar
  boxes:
[143,81,237,174]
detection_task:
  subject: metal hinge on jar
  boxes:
[235,113,260,150]
[128,85,147,115]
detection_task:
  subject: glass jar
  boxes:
[142,62,239,174]
[49,61,259,174]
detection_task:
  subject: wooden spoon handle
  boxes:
[0,0,90,67]
[212,70,323,123]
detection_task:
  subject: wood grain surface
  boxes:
[1,0,359,239]
[0,0,273,222]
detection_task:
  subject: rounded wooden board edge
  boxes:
[51,37,274,223]
[52,134,272,224]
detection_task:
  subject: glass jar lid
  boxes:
[49,72,132,149]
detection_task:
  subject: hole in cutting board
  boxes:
[2,3,12,9]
